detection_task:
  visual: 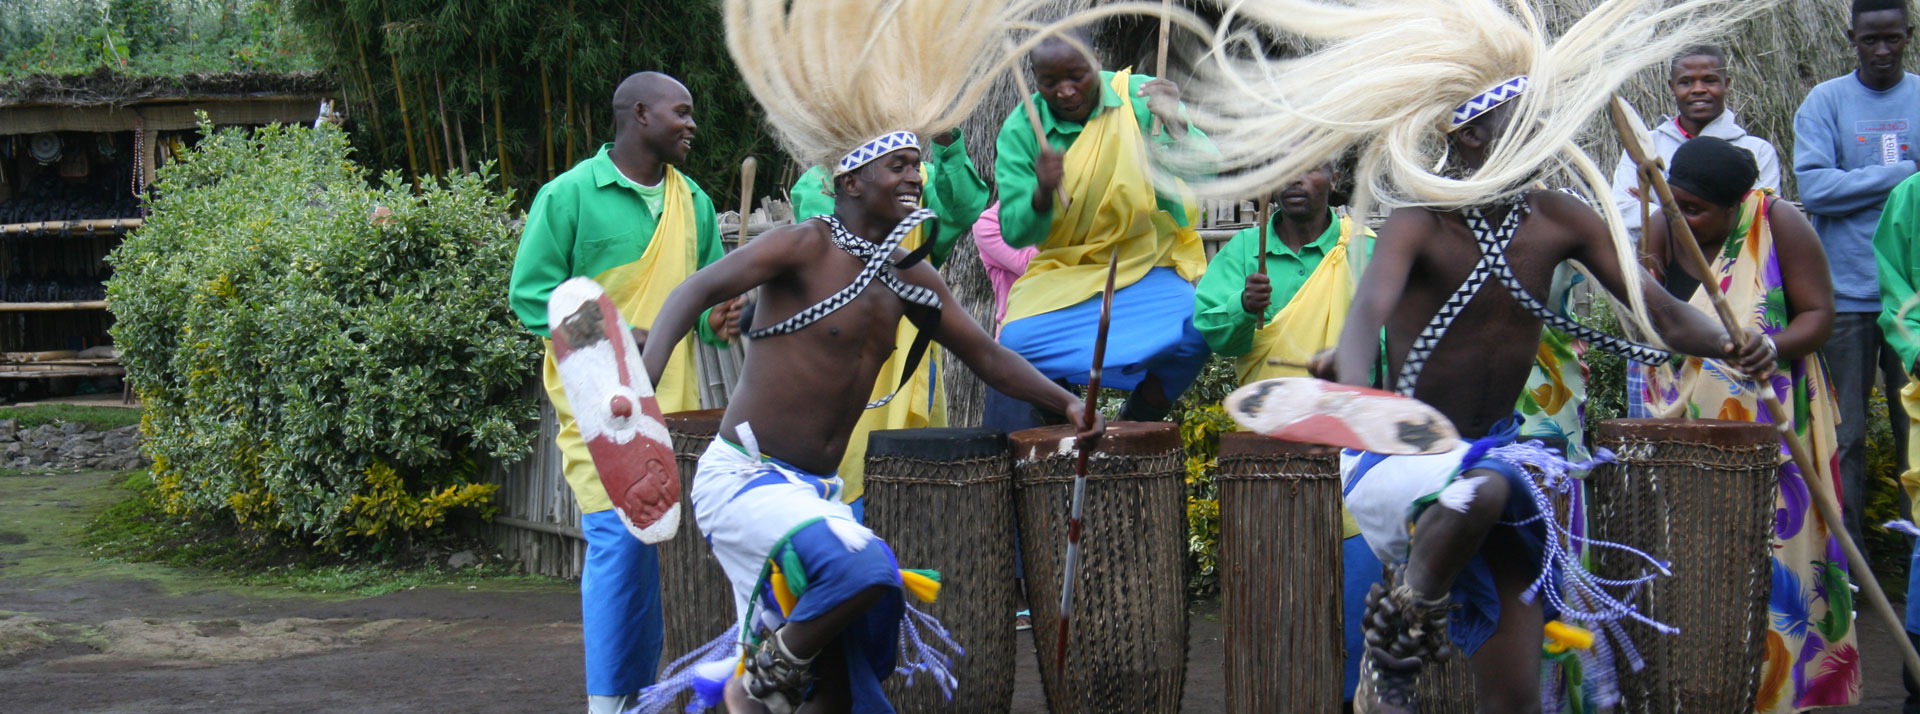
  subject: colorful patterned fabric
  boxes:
[1644,189,1858,711]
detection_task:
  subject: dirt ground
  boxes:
[0,469,1911,713]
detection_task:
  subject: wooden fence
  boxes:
[479,198,1274,577]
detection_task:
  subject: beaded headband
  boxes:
[1447,75,1529,132]
[834,131,920,176]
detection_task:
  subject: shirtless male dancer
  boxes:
[1321,98,1775,712]
[637,139,1101,713]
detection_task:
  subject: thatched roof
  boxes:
[0,67,333,109]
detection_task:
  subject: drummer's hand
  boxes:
[1066,399,1106,445]
[1306,348,1337,381]
[1727,327,1776,379]
[707,297,745,342]
[1241,273,1271,316]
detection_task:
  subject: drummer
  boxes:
[1190,162,1380,702]
[1644,137,1849,708]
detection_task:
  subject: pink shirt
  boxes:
[972,202,1037,334]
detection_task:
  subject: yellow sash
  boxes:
[541,166,702,513]
[835,165,947,502]
[1235,215,1359,384]
[1003,69,1205,324]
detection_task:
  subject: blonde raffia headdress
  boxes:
[1174,0,1776,340]
[723,0,1211,176]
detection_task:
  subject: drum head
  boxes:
[867,426,1007,462]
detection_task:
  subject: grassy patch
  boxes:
[81,473,560,597]
[0,404,142,432]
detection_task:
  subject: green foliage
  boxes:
[0,0,316,78]
[1864,386,1910,595]
[83,471,555,595]
[282,0,785,208]
[1578,296,1629,432]
[1173,356,1238,599]
[0,404,143,431]
[106,120,540,549]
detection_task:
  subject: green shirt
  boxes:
[1875,172,1920,372]
[509,144,726,346]
[1193,210,1373,356]
[992,70,1216,248]
[788,131,989,267]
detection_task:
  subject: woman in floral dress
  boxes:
[1642,137,1853,711]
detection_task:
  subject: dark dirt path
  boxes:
[0,470,1910,712]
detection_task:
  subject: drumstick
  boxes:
[1055,246,1119,674]
[1610,95,1920,681]
[1009,40,1072,212]
[1149,0,1171,137]
[1256,195,1271,277]
[736,156,757,245]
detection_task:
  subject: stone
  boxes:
[6,456,27,469]
[57,422,85,435]
[58,437,98,459]
[103,432,141,453]
[3,443,21,457]
[447,550,478,569]
[0,419,16,442]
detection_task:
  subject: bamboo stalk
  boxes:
[541,63,555,181]
[417,72,441,178]
[490,50,511,193]
[1610,95,1920,683]
[563,12,576,165]
[350,19,386,158]
[435,71,455,176]
[386,25,419,186]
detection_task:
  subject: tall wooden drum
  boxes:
[1587,419,1780,712]
[864,427,1016,713]
[658,410,738,674]
[1216,432,1343,712]
[1011,422,1187,714]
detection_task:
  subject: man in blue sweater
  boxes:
[1793,0,1917,555]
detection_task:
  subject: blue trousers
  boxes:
[580,509,663,696]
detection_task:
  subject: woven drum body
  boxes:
[1011,422,1187,714]
[1588,419,1779,713]
[864,427,1016,713]
[1216,432,1343,712]
[658,410,738,673]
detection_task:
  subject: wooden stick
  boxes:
[1610,95,1920,682]
[736,156,758,245]
[1149,0,1172,137]
[1008,47,1072,212]
[1256,195,1271,277]
[1055,246,1120,674]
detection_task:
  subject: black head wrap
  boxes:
[1667,136,1758,207]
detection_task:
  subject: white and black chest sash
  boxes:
[1393,196,1670,396]
[743,207,943,409]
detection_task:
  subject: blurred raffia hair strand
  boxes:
[722,0,1214,173]
[1164,0,1781,345]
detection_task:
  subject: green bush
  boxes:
[1173,356,1238,599]
[107,120,539,548]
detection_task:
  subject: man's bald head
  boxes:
[613,72,691,128]
[613,71,696,165]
